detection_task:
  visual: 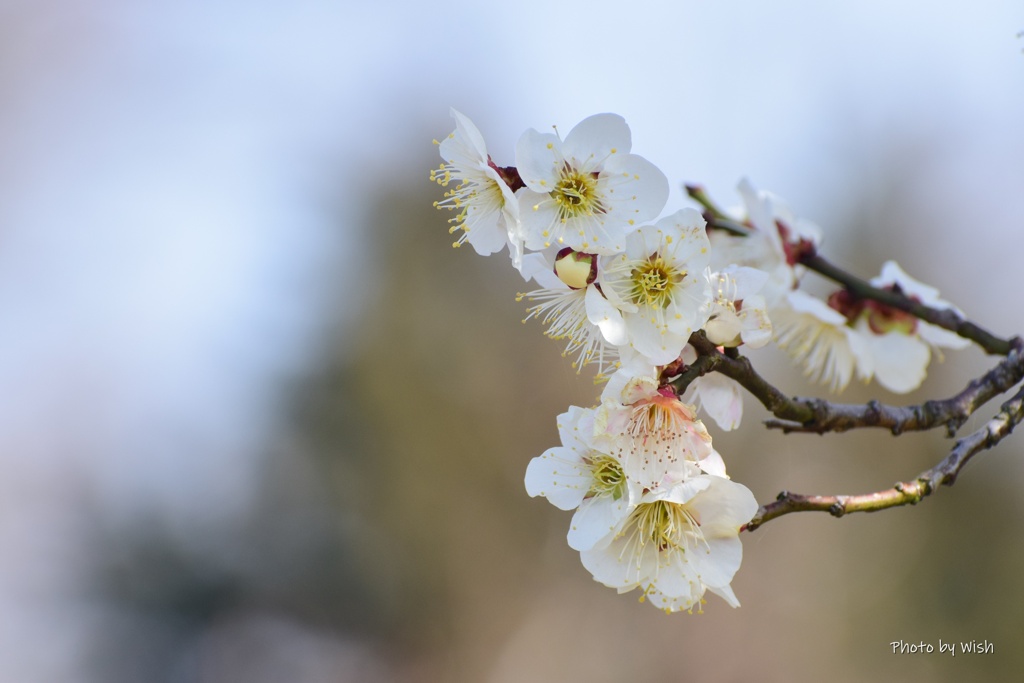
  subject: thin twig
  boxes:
[685,184,731,222]
[743,384,1024,531]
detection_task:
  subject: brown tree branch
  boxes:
[672,335,1024,439]
[763,341,1024,435]
[743,384,1024,532]
[670,332,816,424]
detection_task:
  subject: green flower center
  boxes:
[863,300,919,336]
[636,500,683,551]
[631,499,704,553]
[630,256,684,308]
[586,454,626,501]
[552,167,604,220]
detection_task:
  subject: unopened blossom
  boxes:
[524,406,632,551]
[597,209,714,366]
[432,109,524,265]
[579,475,758,613]
[596,361,717,489]
[517,248,622,377]
[515,113,668,255]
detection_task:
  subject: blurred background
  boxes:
[1,1,1023,681]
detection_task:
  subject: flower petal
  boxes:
[524,446,589,510]
[691,374,744,431]
[562,113,631,165]
[514,128,562,192]
[567,494,631,552]
[586,284,629,346]
[860,325,931,394]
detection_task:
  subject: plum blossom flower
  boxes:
[524,406,632,551]
[595,361,718,489]
[432,109,524,265]
[773,289,868,392]
[597,209,714,365]
[579,475,758,613]
[847,261,970,393]
[515,114,668,255]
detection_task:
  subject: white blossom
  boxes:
[596,361,717,489]
[432,109,524,265]
[524,406,632,551]
[850,261,970,393]
[515,114,668,255]
[597,209,714,365]
[703,265,773,348]
[708,178,822,304]
[579,475,758,613]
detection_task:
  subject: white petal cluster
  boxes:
[525,406,632,551]
[854,261,970,392]
[434,112,736,373]
[527,398,757,613]
[595,362,718,489]
[710,177,968,395]
[432,111,972,613]
[709,177,822,304]
[580,476,758,612]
